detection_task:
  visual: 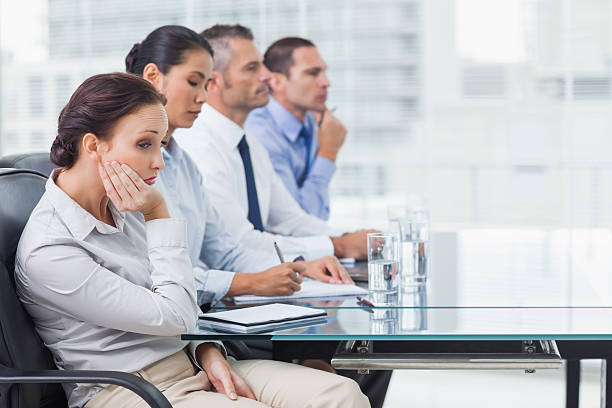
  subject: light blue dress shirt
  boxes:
[156,137,277,304]
[245,96,336,220]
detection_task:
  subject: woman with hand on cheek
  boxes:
[15,71,367,408]
[15,73,242,408]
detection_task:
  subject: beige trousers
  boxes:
[85,349,370,408]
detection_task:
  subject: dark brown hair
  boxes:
[263,37,315,77]
[51,73,166,169]
[126,25,214,76]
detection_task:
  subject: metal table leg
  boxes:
[565,359,580,408]
[604,359,610,408]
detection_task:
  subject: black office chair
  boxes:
[0,168,171,408]
[0,153,56,177]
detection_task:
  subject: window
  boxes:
[55,75,71,113]
[27,76,44,116]
[2,0,612,229]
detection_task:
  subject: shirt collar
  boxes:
[45,170,127,240]
[266,96,305,143]
[202,103,246,149]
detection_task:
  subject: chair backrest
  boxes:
[0,169,67,408]
[0,154,56,178]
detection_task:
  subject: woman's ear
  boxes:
[82,133,107,164]
[142,62,164,92]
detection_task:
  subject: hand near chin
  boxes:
[98,161,169,221]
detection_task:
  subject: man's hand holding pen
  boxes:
[246,263,305,296]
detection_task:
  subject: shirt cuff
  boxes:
[310,156,336,181]
[327,226,346,237]
[193,267,235,302]
[298,235,334,261]
[146,218,188,250]
[187,340,228,371]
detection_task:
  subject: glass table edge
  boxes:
[212,305,612,310]
[182,334,612,341]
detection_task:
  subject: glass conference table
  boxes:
[183,227,612,408]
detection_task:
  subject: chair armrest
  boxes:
[0,365,171,408]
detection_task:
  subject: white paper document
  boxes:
[199,303,328,333]
[339,257,356,265]
[233,278,368,303]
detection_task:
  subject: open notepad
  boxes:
[233,278,367,304]
[199,303,328,333]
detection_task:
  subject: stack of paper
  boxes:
[233,278,367,304]
[199,303,327,333]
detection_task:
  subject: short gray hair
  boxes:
[201,24,254,73]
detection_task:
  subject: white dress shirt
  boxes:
[14,173,221,408]
[174,104,340,261]
[156,137,279,303]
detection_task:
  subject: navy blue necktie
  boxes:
[237,135,264,231]
[297,125,312,187]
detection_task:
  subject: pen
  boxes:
[274,241,285,263]
[318,106,337,127]
[356,296,375,308]
[275,242,302,281]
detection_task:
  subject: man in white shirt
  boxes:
[174,25,371,263]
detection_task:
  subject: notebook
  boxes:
[199,303,328,333]
[233,278,368,304]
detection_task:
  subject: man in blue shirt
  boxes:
[245,37,347,220]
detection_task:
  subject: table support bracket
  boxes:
[331,340,562,372]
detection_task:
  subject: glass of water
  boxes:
[393,209,430,287]
[367,233,399,306]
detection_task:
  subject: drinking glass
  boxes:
[392,209,430,287]
[367,233,399,306]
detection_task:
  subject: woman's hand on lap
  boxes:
[197,343,256,401]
